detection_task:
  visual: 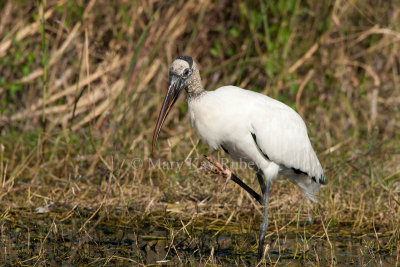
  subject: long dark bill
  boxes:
[152,79,183,153]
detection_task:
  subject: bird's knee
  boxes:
[260,220,269,233]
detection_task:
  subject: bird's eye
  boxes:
[183,68,190,77]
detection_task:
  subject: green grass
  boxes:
[0,0,399,265]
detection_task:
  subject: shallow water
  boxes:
[0,216,398,266]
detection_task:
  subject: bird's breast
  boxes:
[187,90,251,150]
[188,96,225,149]
[187,92,268,168]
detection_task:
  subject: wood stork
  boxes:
[152,56,325,262]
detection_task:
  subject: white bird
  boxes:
[152,56,325,262]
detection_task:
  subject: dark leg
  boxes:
[257,179,271,262]
[203,156,263,205]
[230,173,263,205]
[255,169,266,196]
[203,156,271,261]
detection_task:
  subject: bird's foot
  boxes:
[202,156,232,192]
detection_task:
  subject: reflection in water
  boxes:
[0,221,397,266]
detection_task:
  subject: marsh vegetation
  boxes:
[0,0,399,265]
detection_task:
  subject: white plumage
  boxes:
[188,86,324,201]
[152,56,325,262]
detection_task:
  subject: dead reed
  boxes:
[0,0,399,265]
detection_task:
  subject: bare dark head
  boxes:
[168,56,195,90]
[152,56,203,153]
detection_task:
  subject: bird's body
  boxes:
[188,86,324,201]
[152,56,325,262]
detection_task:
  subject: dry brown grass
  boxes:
[0,0,399,265]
